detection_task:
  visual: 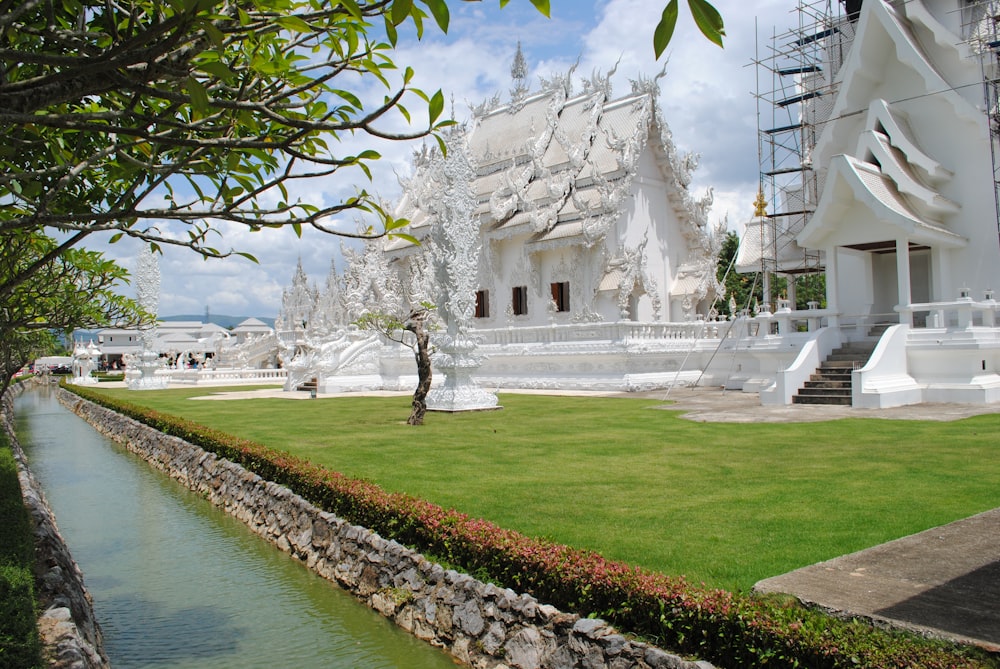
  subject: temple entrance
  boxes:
[864,243,932,325]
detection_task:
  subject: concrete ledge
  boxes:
[754,509,1000,650]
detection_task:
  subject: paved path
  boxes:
[754,510,1000,650]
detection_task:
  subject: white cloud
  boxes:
[95,1,802,320]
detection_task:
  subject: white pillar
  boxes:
[896,238,912,326]
[826,246,840,327]
[932,245,949,301]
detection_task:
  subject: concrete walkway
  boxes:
[754,509,1000,650]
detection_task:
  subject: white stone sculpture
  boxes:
[417,129,499,412]
[127,246,168,390]
[70,341,100,385]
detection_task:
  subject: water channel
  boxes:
[14,387,458,669]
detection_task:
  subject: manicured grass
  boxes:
[94,386,1000,592]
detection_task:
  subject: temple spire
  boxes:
[509,41,529,105]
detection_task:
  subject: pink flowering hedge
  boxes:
[67,385,996,669]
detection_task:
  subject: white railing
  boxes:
[169,368,287,385]
[902,297,999,329]
[471,309,843,347]
[472,320,726,346]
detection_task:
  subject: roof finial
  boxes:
[511,41,528,85]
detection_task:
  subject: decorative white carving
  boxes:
[127,246,169,390]
[280,258,318,330]
[70,341,100,385]
[414,128,499,412]
[606,234,662,321]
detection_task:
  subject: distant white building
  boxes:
[95,320,259,369]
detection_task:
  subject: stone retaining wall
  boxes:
[62,389,710,669]
[2,382,109,669]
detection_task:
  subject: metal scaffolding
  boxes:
[751,0,856,306]
[962,0,1000,247]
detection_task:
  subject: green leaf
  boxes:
[337,0,362,20]
[385,216,410,231]
[428,89,445,124]
[186,76,209,112]
[654,0,679,59]
[292,222,302,238]
[235,251,259,263]
[420,0,449,33]
[391,0,413,26]
[388,232,420,246]
[196,60,236,81]
[384,16,398,45]
[688,0,725,48]
[276,15,312,32]
[528,0,550,18]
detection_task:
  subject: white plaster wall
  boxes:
[834,247,874,320]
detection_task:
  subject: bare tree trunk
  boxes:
[405,310,432,426]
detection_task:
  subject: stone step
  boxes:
[797,387,852,397]
[793,394,853,405]
[820,360,861,370]
[804,380,852,389]
[296,377,319,392]
[825,355,868,364]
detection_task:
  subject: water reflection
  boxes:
[100,597,242,666]
[16,388,457,669]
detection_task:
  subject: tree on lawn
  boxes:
[355,306,435,425]
[715,230,759,317]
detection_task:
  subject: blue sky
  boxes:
[105,0,797,320]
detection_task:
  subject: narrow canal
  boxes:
[15,387,458,669]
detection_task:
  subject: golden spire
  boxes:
[753,189,768,218]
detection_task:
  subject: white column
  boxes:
[825,246,840,327]
[931,245,949,301]
[896,238,912,326]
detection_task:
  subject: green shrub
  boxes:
[0,566,42,669]
[0,435,42,669]
[65,384,998,669]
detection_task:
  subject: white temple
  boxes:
[250,7,1000,407]
[267,59,737,396]
[739,0,1000,406]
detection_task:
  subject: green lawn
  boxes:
[95,386,1000,592]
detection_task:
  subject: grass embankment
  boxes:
[90,386,1000,592]
[0,430,43,669]
[70,384,1000,668]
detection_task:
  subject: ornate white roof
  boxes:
[388,67,711,252]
